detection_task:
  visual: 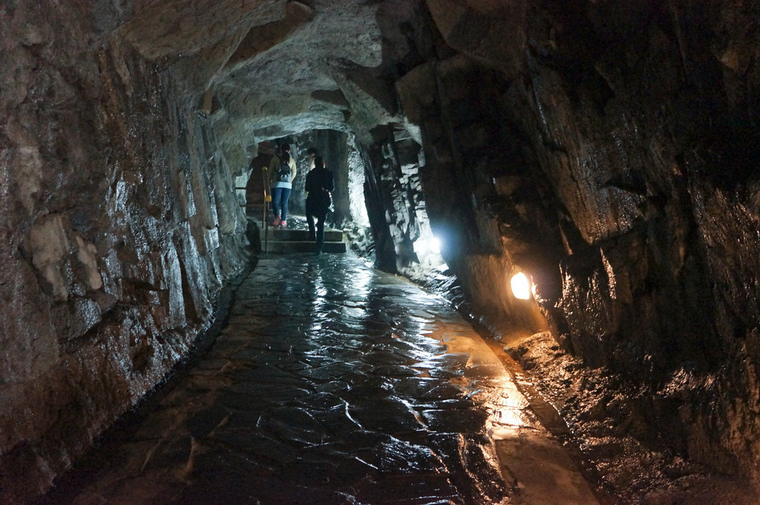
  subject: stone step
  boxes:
[264,240,347,254]
[260,225,346,254]
[264,228,343,242]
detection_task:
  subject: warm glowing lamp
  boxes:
[511,272,531,300]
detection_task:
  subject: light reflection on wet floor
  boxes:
[44,254,580,505]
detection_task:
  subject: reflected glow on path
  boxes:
[45,254,553,505]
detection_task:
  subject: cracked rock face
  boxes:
[2,0,760,503]
[212,0,397,143]
[1,3,252,502]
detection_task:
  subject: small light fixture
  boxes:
[414,236,442,256]
[430,237,441,254]
[511,272,531,300]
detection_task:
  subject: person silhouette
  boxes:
[305,156,334,254]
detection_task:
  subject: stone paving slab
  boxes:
[40,253,598,505]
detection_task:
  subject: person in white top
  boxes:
[268,143,297,228]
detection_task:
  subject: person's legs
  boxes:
[315,210,326,254]
[271,187,282,225]
[280,188,291,225]
[305,201,316,241]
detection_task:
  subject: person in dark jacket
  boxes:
[305,156,334,254]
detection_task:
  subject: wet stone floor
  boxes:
[44,254,596,505]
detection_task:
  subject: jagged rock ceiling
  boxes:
[219,1,388,137]
[118,0,422,143]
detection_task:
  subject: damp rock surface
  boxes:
[3,0,760,502]
[508,331,760,505]
[0,2,251,501]
[39,254,595,505]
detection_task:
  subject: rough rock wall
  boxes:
[361,124,428,273]
[0,3,249,502]
[396,52,561,336]
[3,0,759,500]
[395,0,760,480]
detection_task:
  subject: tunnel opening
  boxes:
[240,125,454,288]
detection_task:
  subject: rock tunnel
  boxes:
[1,0,760,503]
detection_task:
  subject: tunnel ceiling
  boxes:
[117,0,428,144]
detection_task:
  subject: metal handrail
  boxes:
[262,167,269,253]
[234,163,270,253]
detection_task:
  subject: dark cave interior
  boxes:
[1,1,759,503]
